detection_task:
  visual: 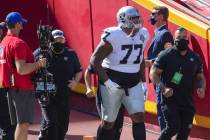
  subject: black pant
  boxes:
[155,85,166,130]
[38,93,70,140]
[158,102,195,140]
[0,89,15,140]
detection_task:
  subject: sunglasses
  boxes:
[151,12,159,16]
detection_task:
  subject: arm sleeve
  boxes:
[153,50,168,70]
[161,31,174,46]
[14,41,28,61]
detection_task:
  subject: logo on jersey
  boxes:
[139,34,145,43]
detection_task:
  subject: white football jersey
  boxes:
[101,26,150,73]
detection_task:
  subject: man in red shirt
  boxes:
[0,12,46,140]
[0,21,16,140]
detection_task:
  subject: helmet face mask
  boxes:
[117,6,142,29]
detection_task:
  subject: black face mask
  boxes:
[175,39,189,51]
[149,16,157,25]
[51,42,65,53]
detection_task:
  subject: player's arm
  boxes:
[84,67,95,98]
[140,58,148,101]
[90,40,112,83]
[85,68,92,92]
[140,58,146,82]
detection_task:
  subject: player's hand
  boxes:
[162,87,173,98]
[104,79,121,94]
[86,89,95,98]
[68,79,78,90]
[197,88,205,99]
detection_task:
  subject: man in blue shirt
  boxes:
[146,6,174,130]
[147,6,173,65]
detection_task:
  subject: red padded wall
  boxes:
[91,0,128,48]
[46,0,93,70]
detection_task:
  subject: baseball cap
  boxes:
[5,12,27,24]
[51,29,64,39]
[0,22,6,29]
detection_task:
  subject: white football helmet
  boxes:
[117,6,142,29]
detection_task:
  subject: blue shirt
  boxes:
[147,25,173,60]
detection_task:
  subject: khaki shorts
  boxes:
[7,89,35,125]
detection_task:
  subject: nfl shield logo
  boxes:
[64,57,68,61]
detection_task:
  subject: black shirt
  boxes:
[34,47,82,94]
[154,47,203,108]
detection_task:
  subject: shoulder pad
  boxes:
[139,27,150,42]
[101,26,120,42]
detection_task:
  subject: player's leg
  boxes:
[112,105,125,140]
[96,84,122,140]
[123,83,146,140]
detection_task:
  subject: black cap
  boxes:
[0,22,6,29]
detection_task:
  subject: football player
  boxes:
[90,6,150,140]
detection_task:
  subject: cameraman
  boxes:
[34,29,82,140]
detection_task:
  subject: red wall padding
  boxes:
[47,0,94,71]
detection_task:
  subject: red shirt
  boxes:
[0,32,34,90]
[0,43,11,88]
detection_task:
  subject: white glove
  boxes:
[104,79,120,94]
[142,82,148,102]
